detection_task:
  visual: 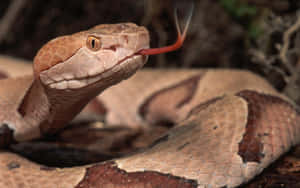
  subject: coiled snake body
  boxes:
[0,23,299,188]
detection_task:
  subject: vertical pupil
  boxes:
[91,39,95,48]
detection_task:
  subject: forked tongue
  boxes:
[139,5,193,55]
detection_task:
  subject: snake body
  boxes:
[0,23,299,188]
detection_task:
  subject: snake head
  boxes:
[33,23,149,90]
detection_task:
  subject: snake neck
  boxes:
[18,79,49,127]
[18,78,105,136]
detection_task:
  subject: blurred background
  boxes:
[1,0,300,187]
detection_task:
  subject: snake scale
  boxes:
[0,22,299,188]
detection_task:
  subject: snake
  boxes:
[0,18,299,188]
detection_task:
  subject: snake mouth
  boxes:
[47,54,145,90]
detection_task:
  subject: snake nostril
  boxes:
[106,45,119,52]
[110,46,117,52]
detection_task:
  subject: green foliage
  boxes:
[219,0,261,39]
[248,22,262,39]
[220,0,257,18]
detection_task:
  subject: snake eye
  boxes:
[86,36,101,51]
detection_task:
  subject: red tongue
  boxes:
[139,6,193,55]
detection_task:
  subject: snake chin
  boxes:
[47,55,145,90]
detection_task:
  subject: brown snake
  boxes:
[0,21,299,188]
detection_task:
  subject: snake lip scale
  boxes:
[47,54,146,90]
[0,22,299,188]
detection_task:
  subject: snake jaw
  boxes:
[40,53,146,90]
